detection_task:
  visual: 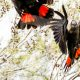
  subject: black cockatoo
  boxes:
[51,5,80,67]
[12,0,54,29]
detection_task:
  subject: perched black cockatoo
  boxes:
[51,5,80,67]
[12,0,54,29]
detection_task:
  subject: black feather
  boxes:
[62,5,68,19]
[54,11,64,19]
[51,5,68,54]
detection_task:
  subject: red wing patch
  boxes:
[21,13,35,23]
[39,5,49,17]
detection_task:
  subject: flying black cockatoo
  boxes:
[51,5,80,67]
[12,0,54,29]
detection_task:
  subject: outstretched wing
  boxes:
[51,5,68,54]
[16,15,54,29]
[26,15,53,26]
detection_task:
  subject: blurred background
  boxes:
[0,0,80,80]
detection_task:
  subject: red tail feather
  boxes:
[75,48,80,59]
[66,56,72,67]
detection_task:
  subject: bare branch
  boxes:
[50,54,63,80]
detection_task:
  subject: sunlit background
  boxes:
[0,0,80,80]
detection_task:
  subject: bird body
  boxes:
[51,5,80,67]
[12,0,54,29]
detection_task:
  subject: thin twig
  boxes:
[0,41,12,54]
[0,14,18,54]
[69,71,80,80]
[0,54,12,66]
[50,54,63,80]
[15,28,33,48]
